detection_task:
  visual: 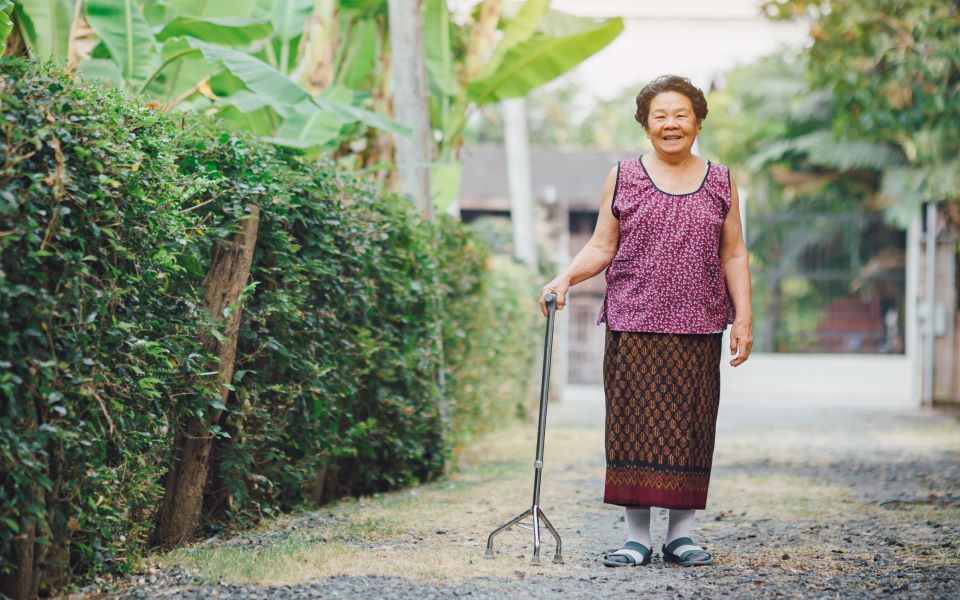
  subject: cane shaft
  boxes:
[532,296,556,506]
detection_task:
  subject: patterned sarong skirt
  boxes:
[603,328,722,510]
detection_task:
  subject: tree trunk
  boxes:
[40,442,69,593]
[153,205,260,549]
[0,473,49,599]
[304,461,329,506]
[387,0,433,219]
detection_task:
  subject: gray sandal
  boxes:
[662,537,714,566]
[602,541,652,567]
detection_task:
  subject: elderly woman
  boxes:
[539,75,752,567]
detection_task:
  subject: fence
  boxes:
[748,210,905,354]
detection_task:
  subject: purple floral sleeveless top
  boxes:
[596,156,736,334]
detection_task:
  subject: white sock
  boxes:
[666,509,703,550]
[625,507,651,548]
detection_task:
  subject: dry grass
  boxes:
[152,426,596,586]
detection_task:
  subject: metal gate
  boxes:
[748,211,905,354]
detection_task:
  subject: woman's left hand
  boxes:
[730,318,753,366]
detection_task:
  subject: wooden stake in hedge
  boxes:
[153,205,260,549]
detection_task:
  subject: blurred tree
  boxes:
[701,54,905,351]
[764,0,960,223]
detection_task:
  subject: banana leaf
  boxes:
[86,0,162,89]
[424,0,457,97]
[76,57,124,88]
[147,36,226,102]
[431,162,463,215]
[213,89,276,113]
[217,104,281,136]
[183,36,315,114]
[337,16,379,90]
[268,98,345,149]
[339,0,387,17]
[0,0,14,54]
[473,0,549,83]
[13,0,72,61]
[183,37,409,137]
[467,16,623,106]
[271,0,312,41]
[140,0,169,27]
[166,0,272,19]
[157,16,273,44]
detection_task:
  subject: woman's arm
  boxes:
[539,165,621,316]
[719,172,753,366]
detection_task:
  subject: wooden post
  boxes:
[153,205,260,549]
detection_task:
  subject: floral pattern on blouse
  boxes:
[596,156,737,334]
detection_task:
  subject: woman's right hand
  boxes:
[539,277,570,316]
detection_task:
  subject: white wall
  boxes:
[719,338,913,407]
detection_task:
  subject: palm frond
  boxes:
[880,159,960,226]
[748,130,904,172]
[788,90,832,124]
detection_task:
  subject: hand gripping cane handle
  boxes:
[543,291,557,311]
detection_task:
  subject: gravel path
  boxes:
[79,390,959,600]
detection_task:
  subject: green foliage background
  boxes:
[0,58,540,593]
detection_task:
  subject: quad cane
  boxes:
[484,292,562,566]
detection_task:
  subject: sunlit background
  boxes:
[454,0,957,409]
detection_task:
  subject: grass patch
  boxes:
[149,425,590,585]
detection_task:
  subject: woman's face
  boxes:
[646,91,700,157]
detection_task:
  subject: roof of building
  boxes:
[459,143,636,212]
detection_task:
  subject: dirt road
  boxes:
[100,388,960,599]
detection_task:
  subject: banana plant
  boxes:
[6,0,408,153]
[5,0,622,209]
[423,0,623,211]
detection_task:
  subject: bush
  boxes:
[0,58,540,595]
[0,58,218,592]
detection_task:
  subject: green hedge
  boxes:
[0,58,540,595]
